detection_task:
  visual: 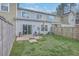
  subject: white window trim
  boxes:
[22,11,27,17]
[36,14,43,19]
[0,3,9,12]
[21,10,30,18]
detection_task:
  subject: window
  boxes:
[41,25,44,31]
[76,14,79,19]
[23,24,27,34]
[76,13,79,24]
[22,12,27,17]
[48,16,53,20]
[0,3,9,12]
[76,19,79,24]
[55,24,57,27]
[37,14,42,19]
[45,25,48,31]
[48,16,54,22]
[22,11,29,18]
[41,25,48,31]
[23,24,32,35]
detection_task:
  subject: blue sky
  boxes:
[19,3,59,12]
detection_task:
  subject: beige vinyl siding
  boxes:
[0,3,16,56]
[0,3,16,25]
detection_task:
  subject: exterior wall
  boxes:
[62,15,69,24]
[68,12,76,25]
[16,9,54,22]
[56,12,76,25]
[0,3,16,56]
[16,8,54,36]
[0,3,16,25]
[16,20,52,36]
[54,16,61,23]
[55,15,68,24]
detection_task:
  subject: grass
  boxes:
[10,34,79,56]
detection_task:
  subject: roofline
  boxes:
[56,11,72,16]
[16,18,53,23]
[63,11,71,15]
[17,8,56,16]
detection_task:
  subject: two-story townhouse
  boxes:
[0,3,16,56]
[16,7,54,36]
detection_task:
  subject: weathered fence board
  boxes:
[0,19,2,56]
[0,16,14,56]
[53,25,79,39]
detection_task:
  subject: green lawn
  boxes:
[10,34,79,56]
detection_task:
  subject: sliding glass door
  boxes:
[23,24,27,35]
[28,25,32,34]
[23,24,32,35]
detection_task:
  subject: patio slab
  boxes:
[16,35,42,42]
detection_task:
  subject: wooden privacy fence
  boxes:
[53,26,79,39]
[0,16,15,56]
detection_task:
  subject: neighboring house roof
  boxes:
[56,11,76,17]
[63,12,71,16]
[17,8,56,16]
[63,11,76,16]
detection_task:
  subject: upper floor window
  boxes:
[55,24,57,27]
[37,14,42,19]
[0,3,9,12]
[76,13,79,19]
[48,16,54,22]
[48,16,53,20]
[22,11,29,18]
[76,19,79,24]
[76,13,79,24]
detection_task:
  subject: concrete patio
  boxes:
[16,35,42,43]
